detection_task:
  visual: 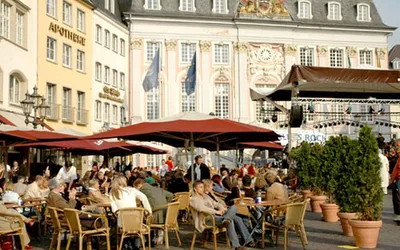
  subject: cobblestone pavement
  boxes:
[31,191,399,250]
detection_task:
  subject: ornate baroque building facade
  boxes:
[121,0,395,156]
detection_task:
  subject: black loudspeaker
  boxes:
[289,105,304,128]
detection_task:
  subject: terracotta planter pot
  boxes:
[320,203,339,222]
[348,220,382,249]
[337,212,356,236]
[310,196,326,213]
[301,189,312,200]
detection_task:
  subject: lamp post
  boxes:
[20,85,50,129]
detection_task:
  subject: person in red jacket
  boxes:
[166,156,174,171]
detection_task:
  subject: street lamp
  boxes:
[20,86,50,129]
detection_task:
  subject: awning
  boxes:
[0,110,53,130]
[250,65,400,101]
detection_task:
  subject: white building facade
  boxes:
[92,0,129,134]
[0,0,37,126]
[122,0,395,164]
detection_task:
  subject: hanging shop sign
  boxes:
[99,86,124,103]
[49,22,86,46]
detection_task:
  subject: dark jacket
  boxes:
[139,183,174,224]
[188,163,211,181]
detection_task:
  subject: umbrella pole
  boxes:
[184,140,189,165]
[216,137,220,171]
[190,133,195,186]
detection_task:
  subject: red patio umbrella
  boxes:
[239,141,284,150]
[110,141,168,155]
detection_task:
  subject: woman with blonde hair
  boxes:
[109,176,152,226]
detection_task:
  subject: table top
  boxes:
[235,199,281,207]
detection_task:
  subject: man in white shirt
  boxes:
[159,160,168,178]
[24,175,43,199]
[56,161,77,191]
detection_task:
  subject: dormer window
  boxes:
[357,3,371,22]
[298,0,312,19]
[144,0,161,10]
[393,60,400,69]
[180,0,195,12]
[213,0,228,14]
[328,2,342,20]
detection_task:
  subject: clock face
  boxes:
[259,47,273,62]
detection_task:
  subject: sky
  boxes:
[374,0,400,49]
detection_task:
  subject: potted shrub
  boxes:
[348,127,383,248]
[334,136,359,236]
[319,136,341,222]
[307,143,326,213]
[290,142,313,200]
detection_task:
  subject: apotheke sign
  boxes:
[49,22,86,46]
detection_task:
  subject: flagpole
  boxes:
[156,49,161,119]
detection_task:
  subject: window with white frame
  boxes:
[77,9,85,32]
[299,47,314,66]
[95,62,102,81]
[96,25,102,44]
[62,87,72,120]
[146,155,156,168]
[146,87,160,120]
[359,49,373,65]
[77,50,85,72]
[110,0,115,13]
[95,100,102,121]
[112,105,118,124]
[328,2,341,20]
[255,84,276,122]
[181,82,196,112]
[112,69,118,87]
[360,104,373,122]
[357,3,370,22]
[181,43,196,63]
[46,37,57,62]
[180,0,195,12]
[104,103,110,123]
[112,34,118,52]
[120,73,125,90]
[0,2,11,39]
[120,39,125,56]
[16,12,24,46]
[329,48,343,68]
[146,0,161,10]
[62,44,72,68]
[46,83,56,118]
[393,60,400,69]
[298,0,312,19]
[105,0,109,10]
[146,41,161,62]
[46,0,57,17]
[331,104,344,120]
[215,83,229,118]
[105,30,110,48]
[104,66,110,84]
[214,44,229,64]
[120,107,126,123]
[9,75,20,104]
[213,0,227,14]
[63,1,72,26]
[77,91,85,121]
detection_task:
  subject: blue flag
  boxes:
[184,52,196,96]
[143,50,160,92]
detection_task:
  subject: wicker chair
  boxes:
[150,202,181,249]
[0,212,25,249]
[232,197,254,228]
[190,208,230,250]
[173,192,190,222]
[48,207,69,250]
[64,208,111,250]
[115,207,151,250]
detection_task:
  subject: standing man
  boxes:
[379,149,390,195]
[19,159,28,179]
[159,159,168,179]
[56,161,77,191]
[188,155,211,181]
[165,156,174,172]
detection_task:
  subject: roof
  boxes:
[250,65,400,101]
[92,0,127,26]
[389,45,400,62]
[121,0,394,30]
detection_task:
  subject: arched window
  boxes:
[357,3,371,22]
[214,82,229,118]
[328,2,341,20]
[181,81,196,112]
[255,83,277,122]
[180,0,195,12]
[298,0,312,19]
[9,74,20,104]
[144,0,161,10]
[146,86,160,120]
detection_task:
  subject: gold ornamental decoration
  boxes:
[239,0,290,19]
[130,38,143,50]
[234,41,249,53]
[317,46,328,56]
[346,47,357,57]
[200,41,212,52]
[99,87,123,103]
[165,40,178,51]
[284,44,297,56]
[376,48,386,58]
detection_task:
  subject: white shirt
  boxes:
[379,153,390,188]
[109,187,152,227]
[99,168,109,174]
[159,164,168,178]
[2,191,21,205]
[24,181,42,199]
[56,166,77,183]
[195,164,201,180]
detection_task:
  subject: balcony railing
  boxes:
[76,109,89,125]
[62,106,74,123]
[46,102,60,121]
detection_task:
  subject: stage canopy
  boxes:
[250,65,400,101]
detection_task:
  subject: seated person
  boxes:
[0,204,34,249]
[24,175,43,200]
[47,178,77,209]
[88,179,110,204]
[211,175,225,194]
[96,172,110,192]
[40,177,50,198]
[242,175,256,199]
[2,181,22,205]
[13,176,27,196]
[190,180,252,250]
[265,171,289,202]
